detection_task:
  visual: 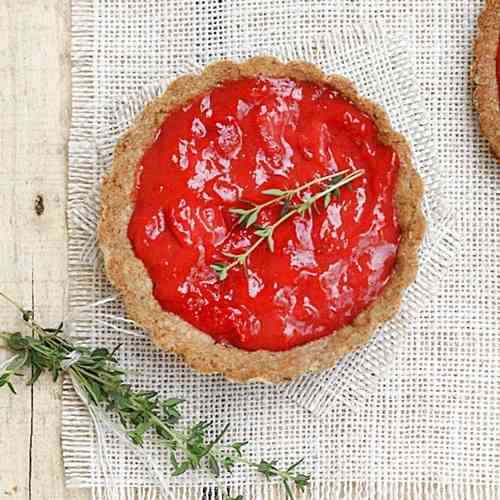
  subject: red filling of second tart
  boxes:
[128,77,401,352]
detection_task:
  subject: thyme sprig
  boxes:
[0,291,309,499]
[228,169,351,229]
[212,169,364,281]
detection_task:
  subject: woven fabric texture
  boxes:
[65,1,499,498]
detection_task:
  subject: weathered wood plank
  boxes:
[0,2,35,498]
[0,1,89,499]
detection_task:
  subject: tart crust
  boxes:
[99,57,425,383]
[472,0,500,159]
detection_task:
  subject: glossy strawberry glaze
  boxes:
[128,77,401,352]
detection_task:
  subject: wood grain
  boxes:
[0,1,88,499]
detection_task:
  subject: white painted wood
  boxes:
[0,1,88,499]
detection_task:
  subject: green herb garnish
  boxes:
[211,169,364,281]
[0,291,310,499]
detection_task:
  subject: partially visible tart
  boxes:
[473,0,500,159]
[99,57,425,383]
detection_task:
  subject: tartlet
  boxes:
[99,57,425,383]
[473,0,500,159]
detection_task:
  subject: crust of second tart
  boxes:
[99,57,425,383]
[472,0,500,160]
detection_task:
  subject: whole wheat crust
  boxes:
[99,57,425,383]
[472,0,500,160]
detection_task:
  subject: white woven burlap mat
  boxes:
[64,1,499,499]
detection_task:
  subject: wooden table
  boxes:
[0,2,88,499]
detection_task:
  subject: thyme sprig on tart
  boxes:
[212,168,364,280]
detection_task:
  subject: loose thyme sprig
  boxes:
[0,291,310,500]
[212,169,364,281]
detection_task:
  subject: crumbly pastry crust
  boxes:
[472,0,500,159]
[99,57,425,383]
